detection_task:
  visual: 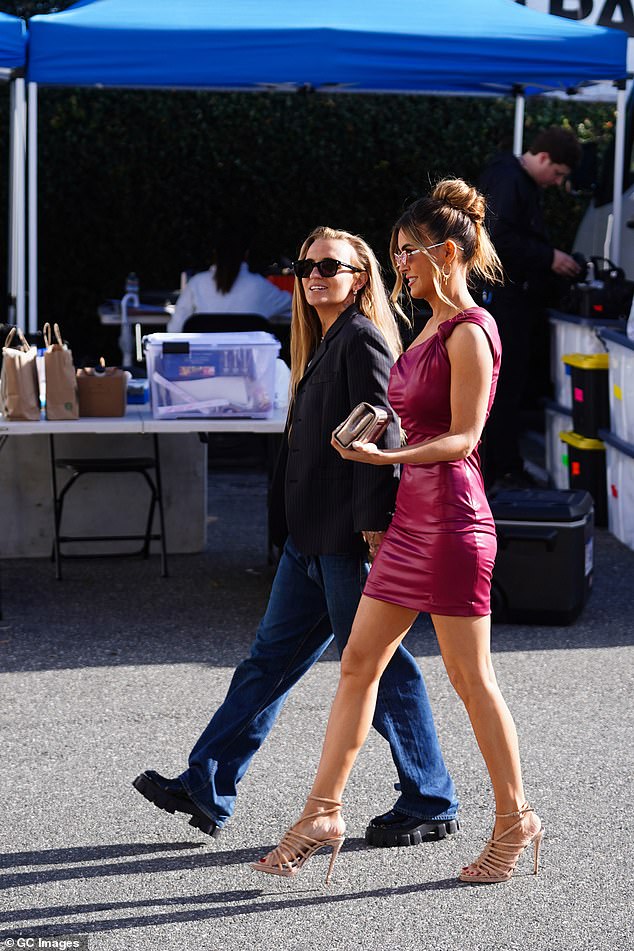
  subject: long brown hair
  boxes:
[390,178,503,311]
[213,230,249,294]
[289,226,402,401]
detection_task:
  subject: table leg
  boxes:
[48,434,63,580]
[153,433,168,578]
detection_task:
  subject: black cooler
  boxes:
[490,489,594,625]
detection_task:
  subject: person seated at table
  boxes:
[168,229,292,332]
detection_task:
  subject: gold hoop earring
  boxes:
[441,265,451,283]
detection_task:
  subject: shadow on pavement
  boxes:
[0,877,462,940]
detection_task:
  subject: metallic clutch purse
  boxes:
[332,402,393,449]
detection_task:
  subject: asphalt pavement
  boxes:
[0,466,632,951]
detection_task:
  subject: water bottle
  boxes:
[125,272,139,297]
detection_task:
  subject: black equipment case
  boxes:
[490,489,594,625]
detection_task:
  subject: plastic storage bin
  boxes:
[490,488,594,625]
[549,310,618,409]
[544,399,572,490]
[559,431,607,527]
[561,352,609,438]
[144,332,280,419]
[598,329,634,444]
[598,428,634,552]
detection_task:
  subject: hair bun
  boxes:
[431,177,486,226]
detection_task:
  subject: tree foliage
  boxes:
[0,1,74,17]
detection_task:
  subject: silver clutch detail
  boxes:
[332,402,393,449]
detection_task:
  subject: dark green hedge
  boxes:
[0,0,616,361]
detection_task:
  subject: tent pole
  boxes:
[28,82,38,333]
[12,76,26,330]
[513,87,525,157]
[609,82,627,268]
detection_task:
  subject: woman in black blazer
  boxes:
[134,226,458,846]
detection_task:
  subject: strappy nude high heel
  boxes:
[459,803,544,884]
[251,796,345,885]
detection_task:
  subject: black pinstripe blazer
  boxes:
[269,304,400,555]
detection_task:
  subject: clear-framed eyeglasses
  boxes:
[393,243,464,268]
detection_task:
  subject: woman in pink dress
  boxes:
[252,179,543,885]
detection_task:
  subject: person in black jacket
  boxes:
[478,126,582,491]
[133,225,458,846]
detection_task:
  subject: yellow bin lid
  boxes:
[559,430,605,451]
[561,352,609,370]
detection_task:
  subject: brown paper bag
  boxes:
[0,327,40,421]
[43,322,79,420]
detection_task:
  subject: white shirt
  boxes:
[168,263,292,332]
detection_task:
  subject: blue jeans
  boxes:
[179,536,458,827]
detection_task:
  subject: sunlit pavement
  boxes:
[0,469,631,951]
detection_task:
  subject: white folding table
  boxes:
[0,407,287,563]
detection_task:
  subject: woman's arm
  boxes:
[333,322,493,467]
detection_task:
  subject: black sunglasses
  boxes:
[292,257,365,279]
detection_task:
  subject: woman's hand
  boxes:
[362,530,385,561]
[331,435,386,464]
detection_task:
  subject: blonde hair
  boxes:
[390,177,503,311]
[289,226,403,401]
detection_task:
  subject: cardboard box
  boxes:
[77,367,130,417]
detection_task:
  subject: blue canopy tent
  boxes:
[0,11,26,72]
[20,0,629,329]
[26,0,626,94]
[0,13,27,328]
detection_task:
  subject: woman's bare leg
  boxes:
[259,595,418,853]
[430,613,539,846]
[307,596,418,802]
